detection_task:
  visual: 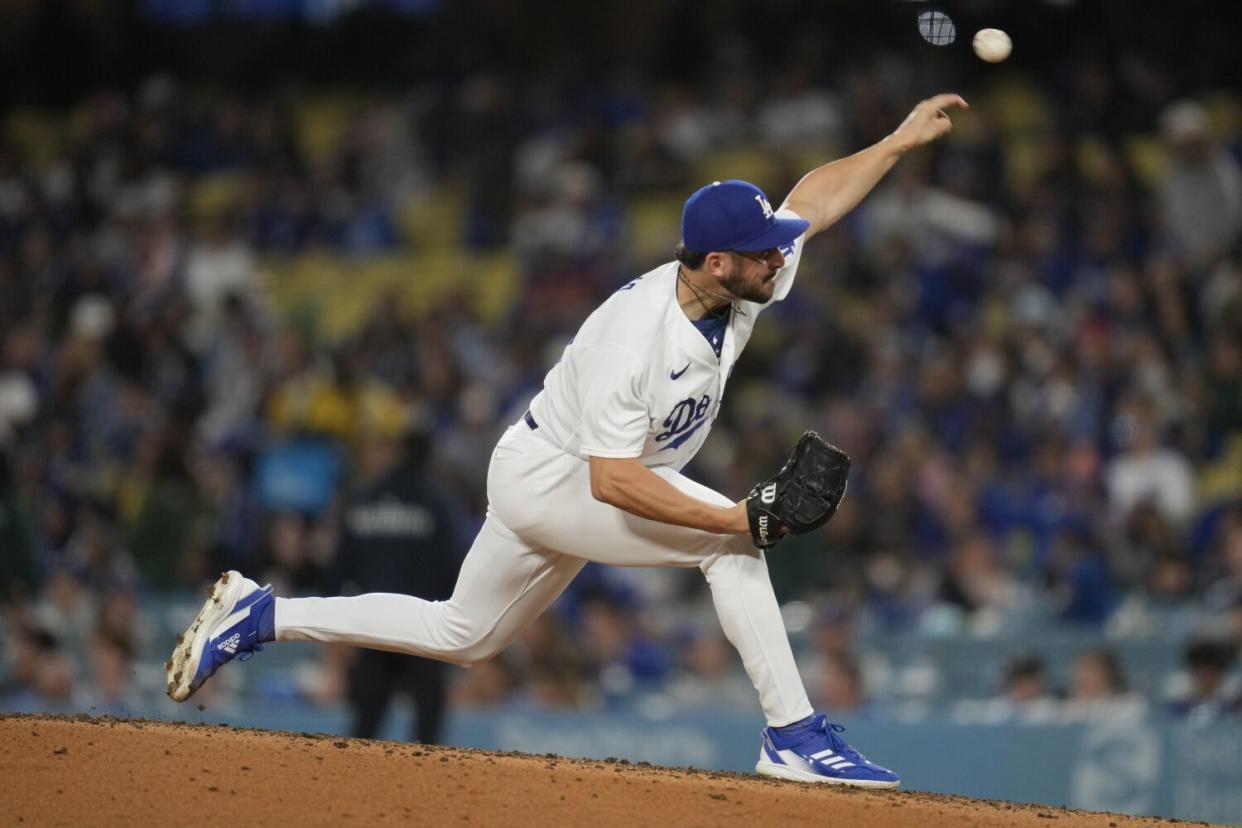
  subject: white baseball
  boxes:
[972,28,1012,63]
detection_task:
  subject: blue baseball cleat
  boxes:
[756,714,900,789]
[166,571,274,702]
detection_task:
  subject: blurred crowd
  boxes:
[2,27,1242,724]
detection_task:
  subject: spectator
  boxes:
[996,654,1059,723]
[1,627,78,712]
[664,627,755,711]
[951,652,1058,724]
[1105,396,1196,526]
[860,159,1001,275]
[934,532,1024,634]
[326,418,469,744]
[1061,648,1147,721]
[127,427,214,589]
[183,216,257,349]
[84,629,136,716]
[31,568,95,666]
[1204,504,1242,614]
[1203,334,1242,441]
[1108,552,1201,640]
[1048,529,1117,626]
[258,511,327,596]
[1004,655,1053,702]
[449,656,520,709]
[1158,100,1242,268]
[578,590,670,706]
[1167,639,1240,721]
[1111,501,1180,590]
[813,651,869,717]
[511,614,592,710]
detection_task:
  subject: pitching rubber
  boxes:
[165,571,245,702]
[755,759,902,789]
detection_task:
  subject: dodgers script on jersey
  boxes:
[526,208,807,472]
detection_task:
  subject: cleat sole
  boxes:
[165,571,244,703]
[755,759,900,789]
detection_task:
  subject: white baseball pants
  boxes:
[275,421,814,727]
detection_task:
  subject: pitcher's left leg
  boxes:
[512,461,813,728]
[698,539,814,727]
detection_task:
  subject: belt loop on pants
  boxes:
[523,410,538,430]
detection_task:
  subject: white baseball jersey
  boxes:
[526,208,807,471]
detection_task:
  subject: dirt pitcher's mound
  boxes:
[0,715,1207,827]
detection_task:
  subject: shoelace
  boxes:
[798,715,868,765]
[814,717,851,753]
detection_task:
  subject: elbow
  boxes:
[589,456,641,507]
[589,472,614,504]
[588,461,621,505]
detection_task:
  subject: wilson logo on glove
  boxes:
[745,431,851,549]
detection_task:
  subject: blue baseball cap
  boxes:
[681,179,809,253]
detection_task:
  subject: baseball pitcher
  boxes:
[167,94,967,788]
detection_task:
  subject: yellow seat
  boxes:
[469,251,520,324]
[398,185,465,248]
[262,244,520,342]
[290,93,359,167]
[187,173,249,224]
[1124,136,1168,189]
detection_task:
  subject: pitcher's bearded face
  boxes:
[721,248,785,303]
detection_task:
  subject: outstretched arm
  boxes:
[781,93,968,239]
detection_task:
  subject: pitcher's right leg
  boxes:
[168,512,583,702]
[275,512,584,665]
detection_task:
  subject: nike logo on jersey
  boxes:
[670,363,690,380]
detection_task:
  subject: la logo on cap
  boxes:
[681,178,809,253]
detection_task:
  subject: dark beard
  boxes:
[720,267,774,304]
